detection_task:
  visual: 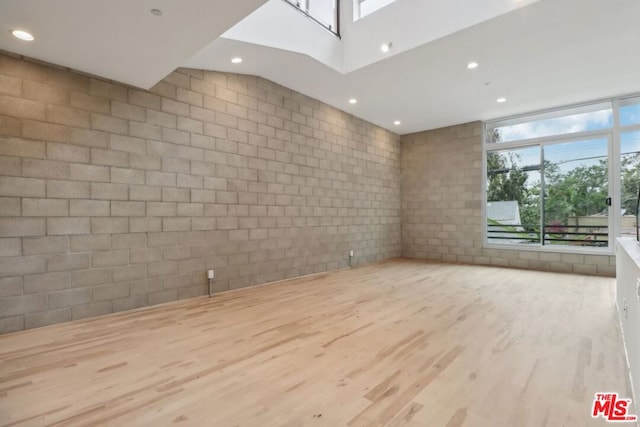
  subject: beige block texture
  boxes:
[400,122,615,276]
[0,53,401,333]
[2,56,613,335]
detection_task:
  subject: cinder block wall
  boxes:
[0,53,401,333]
[401,122,616,276]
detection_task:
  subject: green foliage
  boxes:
[487,129,640,246]
[544,160,608,222]
[621,153,640,215]
[486,151,638,230]
[486,152,528,203]
[486,130,640,239]
[520,185,540,231]
[486,151,540,231]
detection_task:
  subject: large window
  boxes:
[484,96,640,253]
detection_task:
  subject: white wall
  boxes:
[616,237,640,417]
[221,0,344,72]
[343,0,541,72]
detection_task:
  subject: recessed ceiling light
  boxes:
[393,120,401,125]
[231,57,243,64]
[467,62,479,69]
[381,43,392,53]
[150,9,163,16]
[496,97,507,103]
[11,30,34,41]
[349,98,357,104]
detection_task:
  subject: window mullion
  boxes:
[482,95,635,255]
[540,145,545,247]
[612,99,621,243]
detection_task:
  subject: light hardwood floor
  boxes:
[0,259,634,427]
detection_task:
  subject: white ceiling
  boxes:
[0,0,266,88]
[1,0,639,134]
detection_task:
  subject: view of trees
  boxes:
[486,151,539,231]
[486,101,640,245]
[621,153,640,215]
[487,132,640,239]
[544,159,609,223]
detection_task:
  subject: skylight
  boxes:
[283,0,339,35]
[354,0,396,21]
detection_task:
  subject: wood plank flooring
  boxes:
[0,259,634,426]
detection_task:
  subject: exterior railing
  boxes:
[487,223,608,247]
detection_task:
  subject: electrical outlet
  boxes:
[623,298,628,319]
[207,269,215,280]
[349,250,354,258]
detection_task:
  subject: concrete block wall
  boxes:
[401,121,616,276]
[0,53,401,333]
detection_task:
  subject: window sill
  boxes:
[483,242,614,256]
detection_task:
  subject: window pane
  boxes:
[486,146,541,245]
[543,138,609,247]
[308,0,337,30]
[620,130,640,237]
[285,0,338,34]
[620,97,640,127]
[486,102,613,144]
[355,0,396,20]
